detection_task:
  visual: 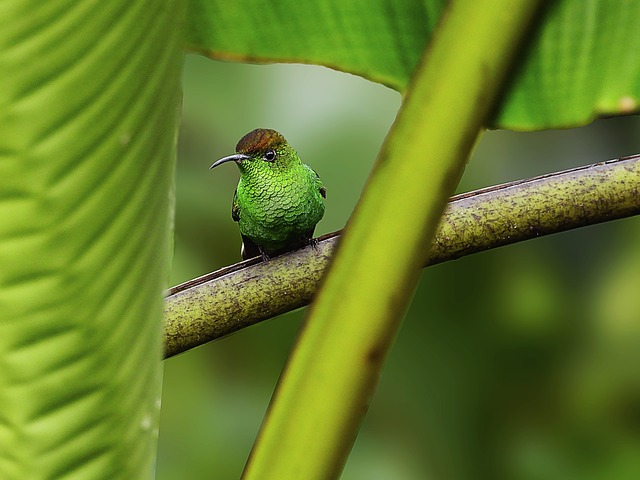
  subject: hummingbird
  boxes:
[210,128,326,260]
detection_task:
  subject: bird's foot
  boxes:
[258,247,271,262]
[308,237,320,252]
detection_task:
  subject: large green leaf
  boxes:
[187,0,445,90]
[187,0,640,129]
[497,0,640,129]
[0,0,183,477]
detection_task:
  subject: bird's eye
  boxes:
[263,149,276,162]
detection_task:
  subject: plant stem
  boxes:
[238,2,543,479]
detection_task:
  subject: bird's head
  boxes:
[210,129,298,175]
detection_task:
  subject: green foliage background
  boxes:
[1,0,637,477]
[158,56,640,479]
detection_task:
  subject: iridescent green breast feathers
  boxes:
[210,129,326,260]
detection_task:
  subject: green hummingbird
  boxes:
[210,128,326,260]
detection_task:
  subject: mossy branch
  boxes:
[165,154,640,358]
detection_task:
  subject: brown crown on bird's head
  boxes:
[236,129,286,155]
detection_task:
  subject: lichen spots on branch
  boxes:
[236,128,286,155]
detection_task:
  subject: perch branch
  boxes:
[165,154,640,358]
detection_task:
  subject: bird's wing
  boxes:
[231,189,240,222]
[306,165,326,198]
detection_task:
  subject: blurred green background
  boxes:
[157,55,640,479]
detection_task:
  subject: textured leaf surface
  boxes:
[187,0,640,129]
[0,0,183,478]
[497,0,640,129]
[187,0,446,89]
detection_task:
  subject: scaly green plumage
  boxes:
[210,129,326,260]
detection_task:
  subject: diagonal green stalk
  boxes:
[242,2,544,479]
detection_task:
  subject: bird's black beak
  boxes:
[209,153,251,170]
